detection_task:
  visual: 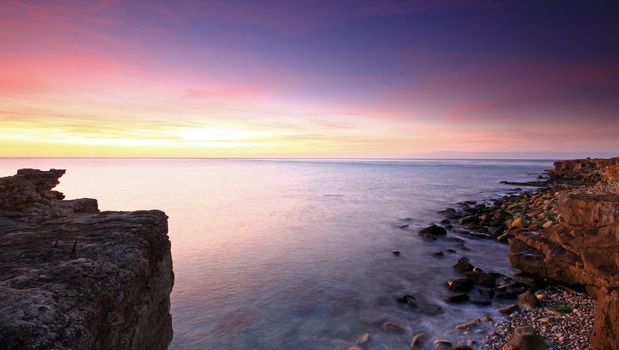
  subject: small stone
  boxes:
[517,290,541,310]
[502,327,547,350]
[452,344,474,350]
[542,220,554,229]
[354,332,370,345]
[498,304,520,315]
[381,321,405,333]
[456,319,480,330]
[433,339,452,349]
[392,250,401,256]
[410,331,430,348]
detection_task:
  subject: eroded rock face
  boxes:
[592,287,619,350]
[0,169,174,350]
[0,168,98,217]
[509,158,619,350]
[548,157,619,185]
[509,190,619,292]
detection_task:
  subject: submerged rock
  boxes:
[0,169,174,350]
[396,294,417,308]
[443,293,469,304]
[447,277,475,293]
[410,331,429,348]
[417,224,447,240]
[347,332,370,350]
[453,257,474,273]
[381,321,405,333]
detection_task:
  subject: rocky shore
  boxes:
[412,156,619,350]
[0,169,174,350]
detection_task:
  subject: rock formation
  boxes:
[0,169,174,350]
[508,157,619,350]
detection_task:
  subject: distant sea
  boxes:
[0,158,553,349]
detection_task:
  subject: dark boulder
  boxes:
[446,277,474,293]
[443,294,469,304]
[417,224,447,240]
[453,257,474,273]
[460,271,498,288]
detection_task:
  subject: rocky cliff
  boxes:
[509,157,619,349]
[0,169,174,350]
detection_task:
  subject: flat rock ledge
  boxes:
[0,169,174,350]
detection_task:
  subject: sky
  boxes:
[1,0,618,158]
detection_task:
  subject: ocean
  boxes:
[0,158,553,349]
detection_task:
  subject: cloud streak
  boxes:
[1,0,618,157]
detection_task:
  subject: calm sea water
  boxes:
[0,159,553,349]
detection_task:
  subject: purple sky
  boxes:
[1,0,618,158]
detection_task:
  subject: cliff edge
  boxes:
[509,157,619,349]
[0,169,174,350]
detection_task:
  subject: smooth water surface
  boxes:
[0,159,553,349]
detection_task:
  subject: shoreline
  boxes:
[410,156,618,349]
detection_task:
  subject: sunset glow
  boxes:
[1,1,618,158]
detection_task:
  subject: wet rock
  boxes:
[419,303,444,316]
[381,322,405,333]
[500,180,548,187]
[510,217,527,229]
[479,287,496,298]
[460,271,498,288]
[443,294,469,304]
[446,277,474,293]
[418,224,447,240]
[348,332,370,349]
[440,208,460,219]
[453,257,474,273]
[517,290,541,310]
[470,298,492,306]
[455,319,480,330]
[397,294,417,308]
[502,327,547,350]
[432,251,445,258]
[433,339,452,349]
[399,224,410,229]
[392,250,401,256]
[440,219,451,225]
[497,232,512,242]
[410,331,430,348]
[459,215,478,226]
[498,304,520,315]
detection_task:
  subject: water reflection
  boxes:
[0,158,552,349]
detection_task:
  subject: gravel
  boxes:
[481,285,596,349]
